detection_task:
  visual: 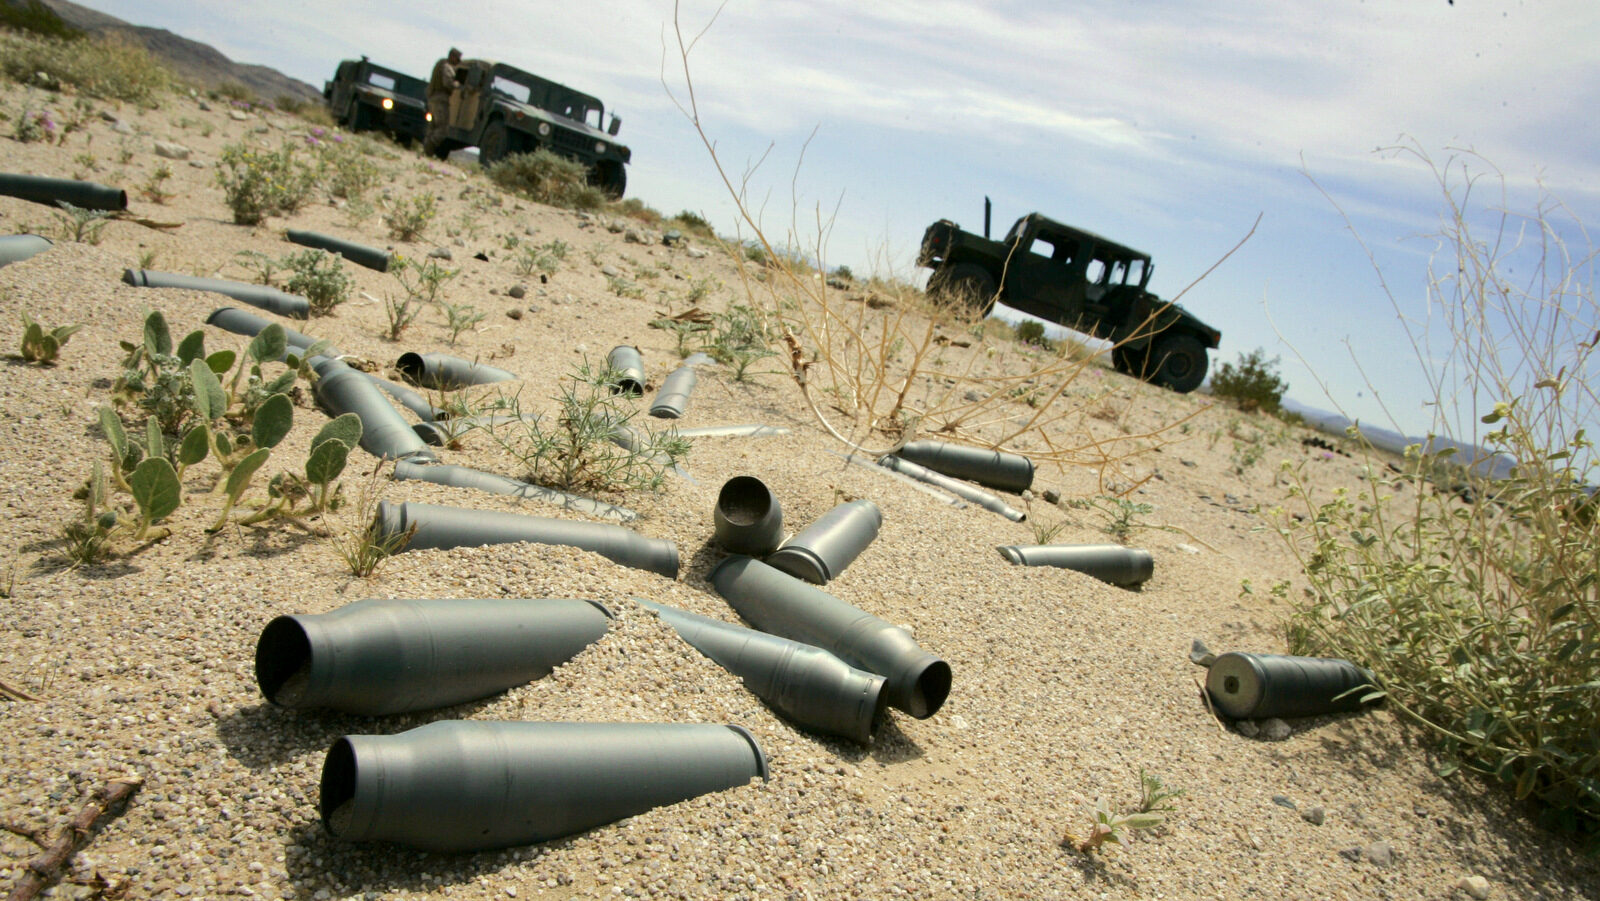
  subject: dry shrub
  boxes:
[662,8,1223,484]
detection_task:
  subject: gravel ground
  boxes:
[1,86,1597,900]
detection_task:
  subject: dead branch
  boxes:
[7,777,141,901]
[0,679,41,702]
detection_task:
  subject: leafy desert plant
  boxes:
[139,163,176,204]
[1211,347,1289,414]
[329,460,410,577]
[1279,145,1600,833]
[489,361,690,493]
[51,201,109,244]
[319,139,383,200]
[282,248,353,317]
[233,250,284,286]
[487,150,605,211]
[1062,768,1183,854]
[18,311,81,364]
[439,300,485,345]
[384,192,436,241]
[707,303,777,381]
[381,255,457,341]
[215,141,318,225]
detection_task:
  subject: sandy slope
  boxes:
[0,85,1595,900]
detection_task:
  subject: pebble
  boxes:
[686,247,708,258]
[229,109,249,121]
[601,264,622,278]
[1175,543,1200,554]
[506,308,523,320]
[429,247,453,260]
[1300,805,1326,825]
[1235,719,1260,738]
[1364,841,1394,867]
[1457,875,1490,899]
[113,120,134,135]
[153,141,191,160]
[1042,488,1060,504]
[509,284,527,299]
[1272,795,1296,810]
[1259,718,1292,741]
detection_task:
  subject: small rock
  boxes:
[153,140,191,160]
[1042,488,1060,504]
[606,219,625,234]
[506,308,523,320]
[1259,718,1292,741]
[1020,489,1034,501]
[686,247,708,259]
[508,284,527,299]
[1272,795,1297,810]
[1180,458,1197,467]
[600,264,621,278]
[113,120,135,135]
[98,110,119,122]
[197,100,211,111]
[525,305,541,314]
[473,250,489,260]
[1456,875,1490,899]
[1300,805,1325,825]
[1175,543,1200,555]
[1339,846,1363,863]
[1235,720,1260,738]
[187,160,206,168]
[624,228,650,244]
[1363,841,1394,867]
[662,229,683,246]
[229,109,250,121]
[428,247,453,261]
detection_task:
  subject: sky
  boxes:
[78,0,1600,445]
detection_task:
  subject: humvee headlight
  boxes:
[381,97,394,110]
[537,122,552,137]
[595,141,606,154]
[425,111,432,122]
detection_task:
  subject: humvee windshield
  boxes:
[489,67,605,129]
[366,67,424,98]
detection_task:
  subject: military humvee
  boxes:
[917,211,1222,393]
[425,59,631,197]
[323,57,429,145]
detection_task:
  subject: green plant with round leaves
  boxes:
[18,311,81,364]
[127,456,179,541]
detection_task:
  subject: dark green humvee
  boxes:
[323,57,429,145]
[918,212,1222,393]
[425,59,630,198]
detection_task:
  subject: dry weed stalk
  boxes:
[664,3,1239,486]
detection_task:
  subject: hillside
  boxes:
[0,72,1596,901]
[16,0,321,104]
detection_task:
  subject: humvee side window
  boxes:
[1085,259,1107,283]
[1028,237,1056,260]
[491,77,530,103]
[368,73,396,91]
[1109,261,1128,284]
[1127,260,1145,285]
[585,109,603,129]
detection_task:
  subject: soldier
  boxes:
[424,48,463,155]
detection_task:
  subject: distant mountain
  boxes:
[18,0,321,105]
[1279,396,1517,480]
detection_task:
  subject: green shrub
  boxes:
[671,210,716,239]
[1014,320,1049,348]
[489,361,689,493]
[0,32,169,105]
[487,150,604,211]
[320,141,382,200]
[1279,149,1600,834]
[384,192,436,241]
[215,142,318,225]
[0,0,84,40]
[1211,347,1288,413]
[282,249,352,317]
